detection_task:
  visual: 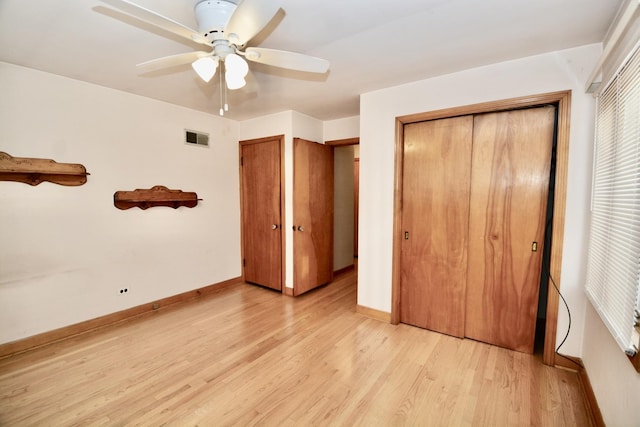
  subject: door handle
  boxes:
[297,226,304,232]
[271,224,279,230]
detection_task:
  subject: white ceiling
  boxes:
[0,0,623,121]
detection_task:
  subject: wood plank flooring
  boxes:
[0,271,591,426]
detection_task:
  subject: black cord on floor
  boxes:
[549,272,584,370]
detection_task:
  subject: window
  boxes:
[585,42,640,358]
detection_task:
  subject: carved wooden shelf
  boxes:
[0,152,89,186]
[114,185,202,210]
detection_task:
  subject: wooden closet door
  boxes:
[400,116,473,337]
[240,138,282,291]
[465,106,555,353]
[293,138,334,296]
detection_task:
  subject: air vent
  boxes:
[185,129,209,147]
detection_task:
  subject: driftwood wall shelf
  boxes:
[114,185,201,210]
[0,152,89,186]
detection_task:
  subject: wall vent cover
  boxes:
[185,129,209,147]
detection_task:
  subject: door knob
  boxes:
[297,226,304,232]
[271,224,279,230]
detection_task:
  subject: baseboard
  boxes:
[0,276,242,359]
[333,264,355,277]
[555,354,605,427]
[578,365,605,427]
[553,352,584,371]
[283,286,294,296]
[356,305,391,323]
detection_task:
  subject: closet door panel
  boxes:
[465,107,555,353]
[400,116,473,337]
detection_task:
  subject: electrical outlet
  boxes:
[119,288,129,295]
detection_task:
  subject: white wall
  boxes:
[323,116,360,141]
[358,44,601,356]
[292,111,324,143]
[0,62,241,344]
[583,304,640,426]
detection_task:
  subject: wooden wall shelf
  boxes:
[114,185,201,210]
[0,152,89,186]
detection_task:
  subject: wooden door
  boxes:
[400,116,473,337]
[465,106,555,353]
[240,137,283,291]
[293,138,334,295]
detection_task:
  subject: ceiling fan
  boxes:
[100,0,330,113]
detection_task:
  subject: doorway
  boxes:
[326,138,360,275]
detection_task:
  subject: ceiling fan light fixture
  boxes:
[224,53,248,89]
[192,56,219,82]
[225,53,249,77]
[225,72,246,90]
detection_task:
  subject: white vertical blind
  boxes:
[586,43,640,355]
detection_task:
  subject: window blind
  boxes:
[585,42,640,356]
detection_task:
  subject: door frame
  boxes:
[390,91,571,366]
[239,134,286,292]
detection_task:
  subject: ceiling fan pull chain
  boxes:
[224,74,229,112]
[219,61,225,116]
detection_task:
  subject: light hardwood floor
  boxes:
[0,271,591,426]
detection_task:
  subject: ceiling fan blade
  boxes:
[225,0,283,46]
[100,0,209,46]
[137,51,209,72]
[244,48,329,73]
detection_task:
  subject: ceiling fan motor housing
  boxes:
[195,0,237,40]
